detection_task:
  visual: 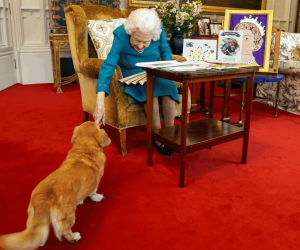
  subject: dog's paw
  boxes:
[89,193,104,202]
[78,200,84,205]
[71,232,81,242]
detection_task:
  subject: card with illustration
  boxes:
[217,30,243,63]
[183,39,217,61]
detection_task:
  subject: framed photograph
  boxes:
[127,0,267,15]
[198,17,211,37]
[209,23,222,37]
[224,10,273,72]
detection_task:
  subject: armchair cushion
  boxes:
[87,18,126,59]
[270,32,300,61]
[292,43,300,61]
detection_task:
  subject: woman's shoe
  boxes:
[153,140,173,156]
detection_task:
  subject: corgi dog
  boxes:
[0,121,111,250]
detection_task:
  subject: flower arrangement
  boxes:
[155,0,202,35]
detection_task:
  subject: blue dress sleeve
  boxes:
[159,25,172,61]
[96,31,124,96]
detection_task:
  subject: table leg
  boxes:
[190,82,209,115]
[275,80,281,118]
[221,79,231,123]
[180,79,189,188]
[207,81,215,150]
[199,82,206,110]
[242,73,254,164]
[147,72,154,166]
[209,81,215,119]
[239,82,246,126]
[198,82,209,116]
[191,82,198,111]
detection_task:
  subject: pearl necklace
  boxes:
[245,57,255,64]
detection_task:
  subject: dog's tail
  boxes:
[0,205,50,250]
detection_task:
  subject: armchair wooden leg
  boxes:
[83,111,89,122]
[116,129,127,156]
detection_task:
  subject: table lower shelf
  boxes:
[153,119,244,154]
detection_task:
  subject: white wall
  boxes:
[11,0,53,85]
[0,0,16,91]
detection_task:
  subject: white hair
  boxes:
[124,8,162,41]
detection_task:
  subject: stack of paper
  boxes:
[119,71,146,85]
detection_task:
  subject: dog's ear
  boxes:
[71,126,80,144]
[94,129,111,148]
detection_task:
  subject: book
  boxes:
[163,61,216,71]
[135,60,181,69]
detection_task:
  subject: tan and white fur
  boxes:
[0,121,111,250]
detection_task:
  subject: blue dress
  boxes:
[96,25,180,104]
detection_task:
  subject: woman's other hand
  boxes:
[93,91,106,127]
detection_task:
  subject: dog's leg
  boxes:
[59,213,82,243]
[89,188,104,202]
[64,230,82,242]
[51,203,82,243]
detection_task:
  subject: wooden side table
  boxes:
[50,34,78,94]
[145,66,259,188]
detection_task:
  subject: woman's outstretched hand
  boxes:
[93,91,106,127]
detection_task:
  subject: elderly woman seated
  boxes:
[93,8,180,156]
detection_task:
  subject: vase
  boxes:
[169,33,184,55]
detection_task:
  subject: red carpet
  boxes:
[0,83,300,250]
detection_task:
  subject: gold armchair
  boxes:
[64,5,191,156]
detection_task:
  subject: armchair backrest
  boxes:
[64,5,135,73]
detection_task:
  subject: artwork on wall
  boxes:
[127,0,267,15]
[224,9,273,72]
[183,39,217,61]
[50,0,121,33]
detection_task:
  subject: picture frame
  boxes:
[198,17,211,37]
[126,0,267,15]
[209,23,222,37]
[224,9,273,72]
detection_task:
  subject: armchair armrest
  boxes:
[79,57,128,107]
[78,57,129,128]
[80,58,105,79]
[171,55,187,62]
